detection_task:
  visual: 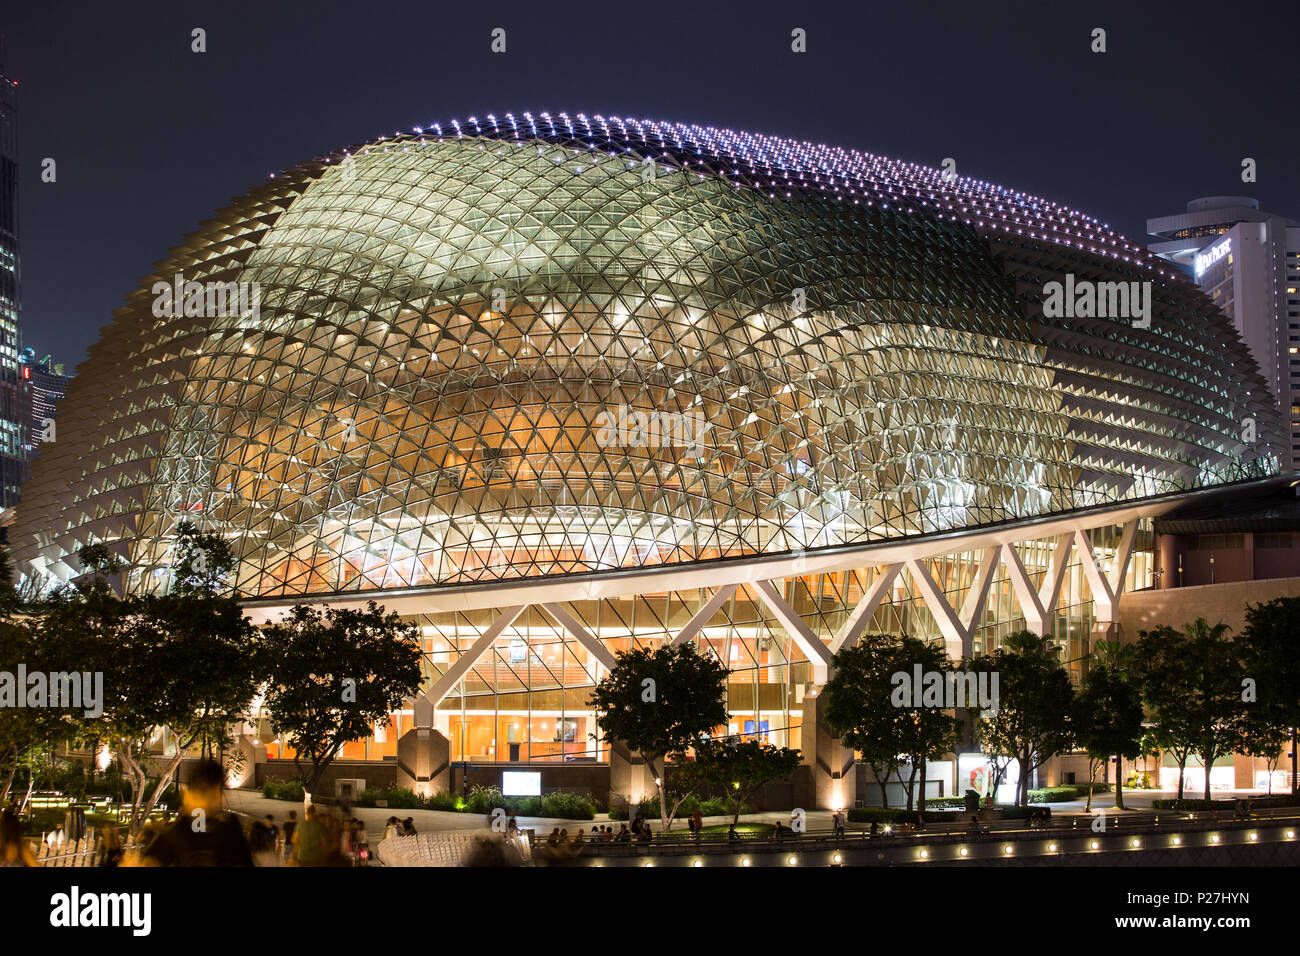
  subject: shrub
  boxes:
[1075,782,1112,794]
[464,785,507,814]
[1027,782,1112,803]
[847,808,963,824]
[1247,794,1300,809]
[379,787,427,809]
[1028,787,1078,804]
[540,791,596,820]
[504,796,542,816]
[424,792,460,812]
[920,797,966,810]
[1149,795,1300,811]
[1151,799,1219,811]
[698,797,732,816]
[847,806,1034,823]
[261,778,305,802]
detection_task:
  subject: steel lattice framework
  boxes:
[10,112,1283,599]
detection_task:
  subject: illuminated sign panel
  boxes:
[1195,238,1231,278]
[502,771,541,796]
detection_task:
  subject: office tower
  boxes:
[19,348,69,462]
[0,62,25,505]
[1148,196,1300,469]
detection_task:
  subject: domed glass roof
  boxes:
[12,113,1283,597]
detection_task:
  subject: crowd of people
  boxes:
[380,816,419,839]
[1,761,376,867]
[543,820,649,847]
[0,765,910,870]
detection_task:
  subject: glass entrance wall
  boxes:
[409,586,813,763]
[335,525,1152,765]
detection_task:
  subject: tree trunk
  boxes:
[1115,756,1125,810]
[141,750,186,821]
[918,759,928,812]
[652,758,669,832]
[0,743,16,804]
[1177,756,1186,800]
[877,767,890,809]
[1202,753,1212,804]
[118,747,149,835]
[905,763,918,811]
[1086,759,1097,812]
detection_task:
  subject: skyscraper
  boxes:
[0,61,25,505]
[1147,196,1300,470]
[19,348,69,462]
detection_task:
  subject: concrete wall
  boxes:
[447,761,802,812]
[1158,533,1300,588]
[453,762,611,805]
[254,758,397,795]
[1118,575,1300,638]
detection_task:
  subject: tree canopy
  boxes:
[589,642,730,830]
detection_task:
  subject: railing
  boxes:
[33,830,136,868]
[568,805,1300,859]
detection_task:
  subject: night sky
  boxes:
[5,0,1297,368]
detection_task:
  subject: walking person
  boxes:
[281,811,297,860]
[0,809,36,867]
[290,804,331,867]
[354,820,369,865]
[142,760,253,867]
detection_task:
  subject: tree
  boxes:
[260,601,423,800]
[588,643,729,831]
[1240,597,1300,793]
[1136,619,1247,803]
[32,533,263,833]
[0,616,64,808]
[892,637,960,811]
[823,634,960,810]
[1243,714,1287,794]
[976,631,1074,806]
[681,736,801,826]
[169,520,236,597]
[0,542,17,613]
[823,634,909,807]
[1074,651,1144,811]
[21,546,137,815]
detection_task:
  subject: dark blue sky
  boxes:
[5,0,1297,367]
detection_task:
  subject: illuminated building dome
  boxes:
[11,112,1283,597]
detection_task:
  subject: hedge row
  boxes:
[262,780,598,819]
[357,785,598,820]
[846,806,1036,823]
[1151,794,1300,811]
[261,778,305,802]
[608,794,744,821]
[1027,782,1112,803]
